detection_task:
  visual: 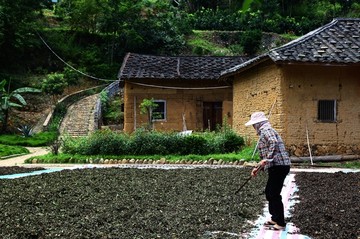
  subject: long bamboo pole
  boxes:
[306,124,314,165]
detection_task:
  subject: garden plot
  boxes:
[0,166,359,239]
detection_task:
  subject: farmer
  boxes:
[245,111,291,230]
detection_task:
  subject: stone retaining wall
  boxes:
[288,143,360,156]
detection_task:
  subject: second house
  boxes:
[118,53,248,133]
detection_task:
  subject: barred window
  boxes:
[152,100,166,121]
[318,100,336,122]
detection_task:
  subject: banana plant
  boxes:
[0,79,41,133]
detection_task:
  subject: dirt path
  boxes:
[0,147,49,167]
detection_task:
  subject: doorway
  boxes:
[203,102,222,131]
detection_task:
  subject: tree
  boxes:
[55,0,107,33]
[139,98,159,131]
[0,0,52,66]
[0,79,41,133]
[55,0,187,55]
[41,73,67,104]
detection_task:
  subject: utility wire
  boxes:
[128,81,231,90]
[37,32,235,90]
[37,32,115,82]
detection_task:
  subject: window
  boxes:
[152,100,166,121]
[318,100,336,122]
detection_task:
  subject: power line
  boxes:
[37,32,115,82]
[128,81,231,90]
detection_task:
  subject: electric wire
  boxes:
[37,32,233,90]
[128,81,231,90]
[37,32,115,82]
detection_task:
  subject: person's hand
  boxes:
[251,167,259,177]
[251,163,262,177]
[260,159,268,167]
[251,160,268,177]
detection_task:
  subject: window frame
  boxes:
[317,99,337,123]
[152,99,166,121]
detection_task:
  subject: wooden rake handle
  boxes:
[234,164,263,194]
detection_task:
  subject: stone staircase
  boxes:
[59,94,99,137]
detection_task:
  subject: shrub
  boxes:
[103,98,123,125]
[240,29,262,56]
[129,129,170,155]
[181,135,208,155]
[61,129,245,156]
[17,125,34,137]
[220,131,244,153]
[0,131,58,147]
[62,130,129,155]
[0,144,29,157]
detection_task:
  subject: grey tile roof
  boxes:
[269,18,360,64]
[221,18,360,78]
[118,53,249,80]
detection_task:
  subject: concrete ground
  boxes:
[0,147,50,167]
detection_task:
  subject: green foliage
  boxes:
[188,31,233,56]
[0,0,50,67]
[181,135,208,155]
[47,102,67,133]
[62,130,129,155]
[236,144,260,161]
[17,125,34,137]
[61,129,245,156]
[240,29,263,56]
[2,0,359,77]
[103,98,123,125]
[316,160,360,169]
[0,131,58,147]
[139,98,159,130]
[63,66,81,85]
[129,129,172,155]
[49,139,62,155]
[41,73,67,101]
[0,80,41,111]
[216,131,245,154]
[188,8,243,31]
[55,0,187,55]
[99,90,108,107]
[0,79,41,132]
[0,144,29,158]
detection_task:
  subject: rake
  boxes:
[234,164,263,194]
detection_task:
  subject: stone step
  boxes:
[59,94,99,137]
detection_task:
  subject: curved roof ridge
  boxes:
[268,18,360,63]
[270,19,338,54]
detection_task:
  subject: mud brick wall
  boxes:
[232,62,360,156]
[232,61,283,140]
[282,64,360,155]
[123,79,233,133]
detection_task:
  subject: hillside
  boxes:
[184,30,294,56]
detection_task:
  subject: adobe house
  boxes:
[118,53,248,133]
[220,18,360,156]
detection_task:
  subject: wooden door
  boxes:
[203,102,222,131]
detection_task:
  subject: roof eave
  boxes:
[273,60,360,67]
[117,52,131,80]
[219,55,271,79]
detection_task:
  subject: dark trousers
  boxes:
[265,165,290,226]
